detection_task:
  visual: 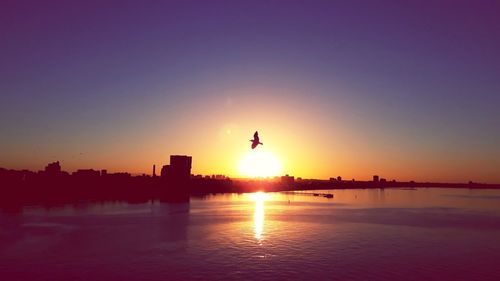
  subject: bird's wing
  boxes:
[254,131,259,141]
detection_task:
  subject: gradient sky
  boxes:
[1,0,499,182]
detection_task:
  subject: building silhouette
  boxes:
[73,169,100,178]
[161,155,192,182]
[44,161,61,174]
[281,174,294,185]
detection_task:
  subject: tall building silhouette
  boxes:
[161,155,192,181]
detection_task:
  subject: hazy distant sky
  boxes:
[1,0,499,182]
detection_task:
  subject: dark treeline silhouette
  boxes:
[1,156,499,212]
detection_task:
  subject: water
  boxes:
[1,188,500,280]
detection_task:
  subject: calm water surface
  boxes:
[1,188,500,280]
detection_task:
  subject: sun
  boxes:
[238,150,283,178]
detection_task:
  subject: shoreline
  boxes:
[2,181,499,213]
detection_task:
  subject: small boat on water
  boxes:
[324,194,333,198]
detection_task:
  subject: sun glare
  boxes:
[238,150,283,178]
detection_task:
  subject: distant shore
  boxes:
[1,166,499,213]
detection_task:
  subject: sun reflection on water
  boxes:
[250,192,268,243]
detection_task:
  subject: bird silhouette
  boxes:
[250,131,263,149]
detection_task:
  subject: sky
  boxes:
[1,0,499,182]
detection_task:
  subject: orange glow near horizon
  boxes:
[3,84,499,184]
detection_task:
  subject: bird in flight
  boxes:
[250,131,263,149]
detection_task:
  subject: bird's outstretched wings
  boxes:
[250,131,262,149]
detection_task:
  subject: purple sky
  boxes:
[1,1,499,182]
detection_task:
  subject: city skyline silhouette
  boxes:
[2,153,498,213]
